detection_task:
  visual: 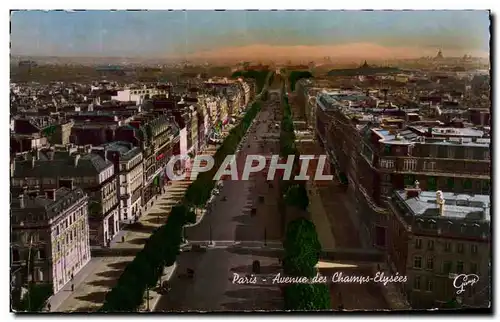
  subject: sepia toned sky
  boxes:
[10,10,491,59]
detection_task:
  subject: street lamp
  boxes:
[264,228,267,247]
[209,222,213,246]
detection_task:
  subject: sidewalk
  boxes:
[138,263,178,312]
[306,181,336,250]
[370,263,411,310]
[49,178,194,312]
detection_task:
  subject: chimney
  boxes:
[481,204,489,220]
[436,190,445,216]
[45,189,56,201]
[405,187,421,199]
[48,147,55,160]
[18,195,25,208]
[74,154,81,167]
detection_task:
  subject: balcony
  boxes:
[119,194,130,200]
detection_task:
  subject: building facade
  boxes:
[10,187,91,294]
[387,188,490,309]
[102,142,144,221]
[11,145,120,247]
[314,91,491,250]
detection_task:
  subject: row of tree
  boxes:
[231,70,269,93]
[280,91,298,158]
[100,204,195,312]
[184,71,273,207]
[282,214,331,310]
[100,73,270,312]
[279,80,331,310]
[183,100,263,207]
[289,71,313,92]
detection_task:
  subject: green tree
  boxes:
[284,184,309,211]
[283,218,321,277]
[289,71,313,92]
[284,283,331,310]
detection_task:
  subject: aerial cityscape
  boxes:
[10,10,491,312]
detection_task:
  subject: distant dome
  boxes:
[360,60,370,68]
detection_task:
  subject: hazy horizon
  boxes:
[10,10,491,60]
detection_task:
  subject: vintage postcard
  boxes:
[9,9,491,313]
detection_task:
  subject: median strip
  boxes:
[99,73,273,312]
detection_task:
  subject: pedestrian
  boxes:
[71,273,74,280]
[47,303,51,311]
[122,236,125,243]
[71,284,74,292]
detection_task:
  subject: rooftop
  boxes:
[13,150,113,179]
[394,190,490,222]
[11,187,87,221]
[373,127,490,147]
[104,141,142,161]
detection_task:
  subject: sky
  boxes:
[10,10,491,58]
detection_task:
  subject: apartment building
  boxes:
[112,86,169,105]
[101,142,144,221]
[11,145,119,247]
[10,187,91,294]
[237,79,252,107]
[115,113,181,206]
[387,188,490,309]
[314,91,491,250]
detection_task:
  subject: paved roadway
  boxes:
[288,88,390,310]
[155,95,286,312]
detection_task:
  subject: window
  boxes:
[426,257,434,270]
[36,268,44,282]
[443,261,452,274]
[470,263,478,274]
[427,176,437,190]
[380,159,395,169]
[457,243,464,254]
[413,276,421,290]
[482,180,491,193]
[444,242,452,252]
[427,240,435,251]
[404,175,415,187]
[423,161,436,171]
[456,261,464,273]
[471,245,478,255]
[415,239,422,249]
[447,178,455,190]
[403,159,417,171]
[426,278,434,292]
[463,179,473,191]
[414,256,422,269]
[483,150,490,160]
[38,249,46,260]
[12,249,20,262]
[429,145,438,157]
[447,147,455,158]
[465,148,474,160]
